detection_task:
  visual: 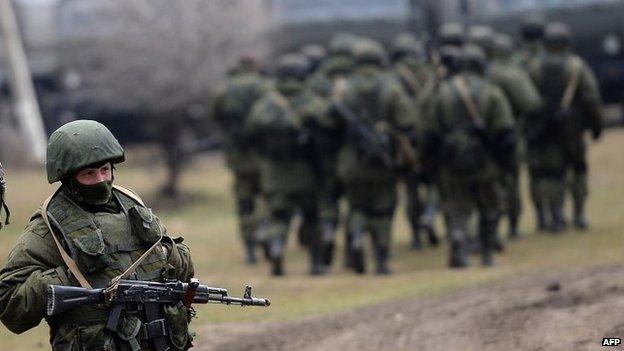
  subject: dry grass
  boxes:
[0,130,623,349]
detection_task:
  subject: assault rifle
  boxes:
[47,278,270,349]
[333,102,396,169]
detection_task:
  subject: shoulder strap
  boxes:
[112,185,146,206]
[453,75,485,129]
[41,188,93,289]
[561,57,582,109]
[397,64,421,96]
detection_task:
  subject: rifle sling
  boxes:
[42,185,161,293]
[453,75,485,129]
[561,57,582,110]
[41,188,93,289]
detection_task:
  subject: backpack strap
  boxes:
[112,184,146,206]
[453,75,485,129]
[561,57,582,110]
[41,188,93,289]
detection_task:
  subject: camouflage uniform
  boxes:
[0,120,195,350]
[391,33,439,249]
[305,34,357,264]
[485,32,543,238]
[527,23,603,231]
[212,57,268,263]
[333,40,419,275]
[425,46,516,267]
[246,54,328,276]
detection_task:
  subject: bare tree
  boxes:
[58,0,273,198]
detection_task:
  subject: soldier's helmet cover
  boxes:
[46,120,125,183]
[467,25,495,53]
[391,33,424,61]
[329,33,358,57]
[492,33,514,59]
[276,53,310,80]
[463,44,487,74]
[353,39,390,67]
[521,14,546,41]
[439,22,465,47]
[544,22,572,49]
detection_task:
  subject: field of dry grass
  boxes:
[0,129,623,349]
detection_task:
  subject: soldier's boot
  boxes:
[493,232,505,253]
[480,236,495,267]
[374,246,392,275]
[309,246,327,276]
[550,200,566,233]
[449,230,469,269]
[344,231,354,269]
[573,200,589,231]
[535,202,548,232]
[244,238,257,265]
[321,220,337,266]
[268,237,285,276]
[349,229,366,274]
[424,223,440,247]
[508,214,521,240]
[480,221,497,267]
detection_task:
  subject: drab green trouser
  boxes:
[439,178,503,251]
[263,189,321,251]
[232,169,263,242]
[343,179,397,251]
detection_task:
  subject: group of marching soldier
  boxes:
[212,16,603,277]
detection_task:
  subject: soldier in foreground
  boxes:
[526,23,603,231]
[425,46,516,267]
[333,40,418,275]
[212,55,268,264]
[0,120,196,349]
[246,54,328,276]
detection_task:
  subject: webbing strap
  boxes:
[397,64,421,95]
[561,57,582,110]
[41,188,93,289]
[453,75,485,129]
[112,185,146,206]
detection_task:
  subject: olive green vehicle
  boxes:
[0,120,195,350]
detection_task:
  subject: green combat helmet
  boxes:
[329,33,358,57]
[544,22,572,52]
[353,39,390,67]
[521,14,546,42]
[391,32,425,62]
[46,120,125,183]
[0,162,9,229]
[492,33,514,59]
[301,44,327,74]
[463,44,487,74]
[439,22,465,47]
[467,25,495,56]
[276,53,310,80]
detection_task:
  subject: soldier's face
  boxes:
[75,162,112,185]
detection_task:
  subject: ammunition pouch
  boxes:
[441,128,486,175]
[129,205,163,245]
[163,302,193,351]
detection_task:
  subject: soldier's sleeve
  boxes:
[506,69,542,117]
[0,216,71,334]
[162,236,194,283]
[578,59,603,133]
[388,81,419,131]
[486,86,515,132]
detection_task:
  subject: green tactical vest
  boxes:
[45,189,190,351]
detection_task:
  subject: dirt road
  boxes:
[197,265,624,351]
